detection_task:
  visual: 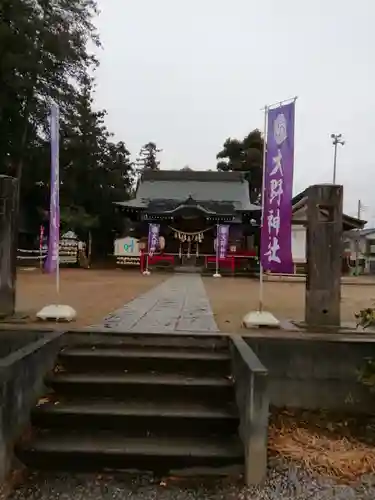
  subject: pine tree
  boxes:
[216,129,263,203]
[136,142,162,172]
[60,76,134,239]
[0,0,134,256]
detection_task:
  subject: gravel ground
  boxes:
[202,277,375,332]
[13,269,166,330]
[6,461,375,500]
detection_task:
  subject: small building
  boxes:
[115,175,367,274]
[344,228,375,274]
[114,169,261,271]
[291,190,366,274]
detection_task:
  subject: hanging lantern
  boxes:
[159,235,165,250]
[230,244,237,253]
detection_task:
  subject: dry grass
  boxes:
[270,409,375,482]
[13,268,167,329]
[203,277,375,333]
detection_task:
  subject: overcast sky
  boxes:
[94,0,374,222]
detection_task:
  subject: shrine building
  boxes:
[114,169,261,273]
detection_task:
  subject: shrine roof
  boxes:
[115,170,260,213]
[146,198,238,215]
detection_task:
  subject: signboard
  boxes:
[57,236,79,265]
[114,237,140,257]
[116,256,140,266]
[59,251,78,264]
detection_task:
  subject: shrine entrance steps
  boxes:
[16,333,244,478]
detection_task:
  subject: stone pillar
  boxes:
[0,176,17,317]
[305,184,343,327]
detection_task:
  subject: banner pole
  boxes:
[216,224,219,275]
[36,103,76,322]
[213,223,221,278]
[261,96,296,111]
[39,226,43,271]
[244,97,297,328]
[55,104,60,296]
[56,245,60,295]
[258,105,268,312]
[143,222,155,276]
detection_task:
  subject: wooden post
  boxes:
[305,184,343,327]
[0,176,17,317]
[88,230,92,268]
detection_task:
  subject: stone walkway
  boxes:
[89,275,219,333]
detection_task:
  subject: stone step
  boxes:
[65,333,228,350]
[45,372,233,404]
[60,346,230,360]
[32,399,239,436]
[58,347,231,375]
[16,432,243,474]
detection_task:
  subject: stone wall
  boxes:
[0,330,63,479]
[245,336,375,413]
[230,337,269,486]
[0,330,47,358]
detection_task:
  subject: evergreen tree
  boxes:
[0,0,135,257]
[59,77,134,251]
[0,0,100,182]
[136,142,162,172]
[216,129,264,203]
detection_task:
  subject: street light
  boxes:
[331,133,345,184]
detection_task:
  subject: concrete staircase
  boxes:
[16,334,243,476]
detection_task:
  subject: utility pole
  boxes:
[331,133,345,184]
[355,200,362,276]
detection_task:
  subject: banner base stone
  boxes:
[36,304,77,322]
[213,273,221,278]
[243,311,280,328]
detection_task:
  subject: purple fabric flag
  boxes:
[260,101,295,273]
[45,103,60,273]
[148,224,160,257]
[217,225,230,259]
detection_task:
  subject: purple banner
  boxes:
[148,223,160,257]
[45,103,60,273]
[217,225,230,259]
[260,101,295,273]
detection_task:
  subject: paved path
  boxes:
[89,275,219,333]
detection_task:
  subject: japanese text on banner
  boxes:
[148,224,160,257]
[218,225,230,259]
[260,101,295,274]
